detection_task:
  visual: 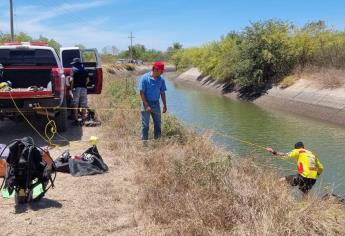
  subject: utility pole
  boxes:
[10,0,14,41]
[128,32,135,62]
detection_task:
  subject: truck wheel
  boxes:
[55,99,68,132]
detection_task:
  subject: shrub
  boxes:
[234,20,296,87]
[170,20,345,93]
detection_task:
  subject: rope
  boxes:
[9,92,52,145]
[7,91,291,160]
[183,124,297,167]
[8,92,73,147]
[215,131,267,150]
[33,106,141,111]
[33,106,163,115]
[7,93,171,149]
[7,91,293,170]
[43,109,61,147]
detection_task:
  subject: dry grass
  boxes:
[105,64,135,75]
[304,66,345,89]
[137,143,345,235]
[280,66,345,89]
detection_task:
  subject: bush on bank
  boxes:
[172,20,345,89]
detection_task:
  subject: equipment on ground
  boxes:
[54,145,108,176]
[0,137,56,204]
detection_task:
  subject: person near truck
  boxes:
[266,141,324,194]
[138,61,167,141]
[70,58,89,125]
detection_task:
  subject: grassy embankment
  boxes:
[92,65,345,235]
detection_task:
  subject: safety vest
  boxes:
[283,148,324,179]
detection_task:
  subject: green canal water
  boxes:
[165,76,345,196]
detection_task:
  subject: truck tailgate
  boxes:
[0,89,54,99]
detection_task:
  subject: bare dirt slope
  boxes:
[0,119,144,235]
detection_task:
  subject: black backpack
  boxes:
[4,137,55,203]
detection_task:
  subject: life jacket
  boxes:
[4,138,55,203]
[286,148,324,179]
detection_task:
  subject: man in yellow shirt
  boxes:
[266,142,324,194]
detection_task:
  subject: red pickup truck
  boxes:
[0,42,102,132]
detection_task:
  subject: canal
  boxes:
[165,73,345,195]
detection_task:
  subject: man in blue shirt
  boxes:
[138,61,167,140]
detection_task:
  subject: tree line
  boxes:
[101,42,183,63]
[171,20,345,90]
[0,32,61,53]
[0,32,183,63]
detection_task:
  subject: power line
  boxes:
[9,0,14,40]
[129,32,135,61]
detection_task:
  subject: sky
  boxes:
[1,0,345,51]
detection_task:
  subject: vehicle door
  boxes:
[81,49,102,94]
[60,48,102,94]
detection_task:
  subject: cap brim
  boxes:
[153,67,165,71]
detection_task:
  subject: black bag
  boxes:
[69,145,108,176]
[54,146,108,177]
[53,150,71,173]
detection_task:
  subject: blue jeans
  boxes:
[141,101,161,140]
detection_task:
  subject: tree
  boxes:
[111,46,119,56]
[37,35,61,53]
[302,20,327,35]
[75,44,86,50]
[129,44,146,59]
[172,42,183,50]
[38,35,49,42]
[0,32,12,43]
[48,39,61,53]
[101,46,109,55]
[15,32,32,42]
[101,45,119,56]
[167,42,183,61]
[234,20,296,87]
[167,42,183,52]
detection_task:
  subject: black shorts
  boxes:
[285,174,316,193]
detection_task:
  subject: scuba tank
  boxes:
[4,137,55,204]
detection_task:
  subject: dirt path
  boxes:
[0,119,144,235]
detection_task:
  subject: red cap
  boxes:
[152,61,165,71]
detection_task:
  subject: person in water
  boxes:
[266,141,324,194]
